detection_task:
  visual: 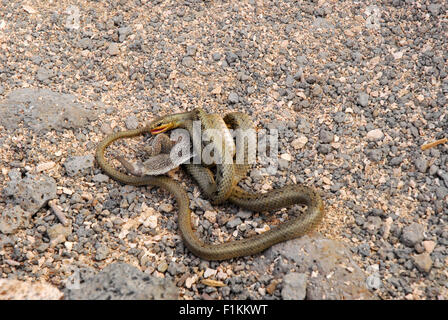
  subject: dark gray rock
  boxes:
[64,262,178,299]
[64,155,95,177]
[265,233,375,299]
[3,174,57,214]
[0,205,30,235]
[226,217,242,228]
[0,88,98,132]
[319,129,334,143]
[401,223,425,247]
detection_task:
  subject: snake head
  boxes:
[149,111,193,135]
[149,117,176,135]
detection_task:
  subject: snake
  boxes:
[95,108,325,260]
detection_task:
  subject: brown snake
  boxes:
[95,108,325,260]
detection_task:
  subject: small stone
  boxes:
[181,56,195,67]
[23,5,37,14]
[36,161,56,172]
[319,129,334,143]
[92,174,109,183]
[366,149,383,162]
[281,273,307,300]
[358,92,369,107]
[265,280,278,295]
[125,115,139,130]
[280,153,292,161]
[159,203,174,213]
[143,215,158,229]
[225,51,238,64]
[47,224,72,245]
[185,275,198,289]
[100,123,113,134]
[317,144,331,154]
[64,155,95,176]
[186,45,197,56]
[227,217,242,229]
[203,268,217,278]
[414,157,428,173]
[236,210,252,219]
[204,210,217,223]
[108,43,119,55]
[212,52,221,61]
[401,223,425,247]
[413,253,432,273]
[228,92,239,104]
[291,136,308,149]
[95,245,110,261]
[118,26,132,42]
[157,261,168,273]
[366,274,381,290]
[366,129,384,141]
[422,240,436,253]
[36,68,55,82]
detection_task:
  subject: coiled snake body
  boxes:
[95,109,324,260]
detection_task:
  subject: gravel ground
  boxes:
[0,0,447,300]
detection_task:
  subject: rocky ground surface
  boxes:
[0,0,447,300]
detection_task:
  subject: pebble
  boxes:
[95,245,110,261]
[291,136,308,149]
[401,223,425,247]
[181,56,195,67]
[422,241,436,253]
[157,261,168,273]
[203,268,217,278]
[226,217,242,229]
[125,115,139,130]
[92,174,110,183]
[36,161,56,172]
[358,92,369,107]
[204,210,217,223]
[366,274,382,290]
[47,224,72,245]
[413,253,432,273]
[319,129,334,143]
[159,203,174,213]
[108,43,119,55]
[228,92,239,104]
[143,215,157,229]
[414,158,428,173]
[366,129,384,141]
